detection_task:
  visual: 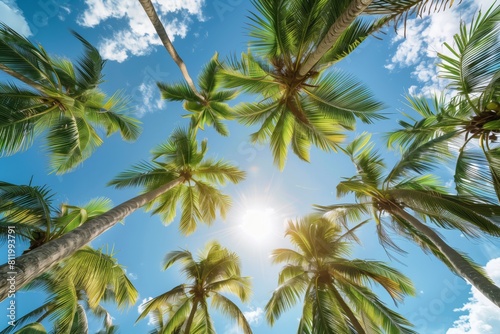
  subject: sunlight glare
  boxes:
[240,208,276,242]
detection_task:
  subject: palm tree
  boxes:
[137,241,253,334]
[1,246,137,334]
[219,0,386,169]
[0,23,141,174]
[0,128,245,300]
[316,133,500,308]
[265,214,416,333]
[387,4,500,202]
[157,53,238,136]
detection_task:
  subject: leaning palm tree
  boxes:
[387,4,500,202]
[137,241,253,334]
[316,133,500,308]
[0,23,141,174]
[0,128,245,300]
[265,214,416,333]
[157,52,238,136]
[1,246,137,334]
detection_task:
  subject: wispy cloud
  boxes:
[446,257,500,334]
[0,0,32,36]
[77,0,205,62]
[385,0,495,97]
[134,81,165,117]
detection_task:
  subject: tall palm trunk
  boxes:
[298,0,373,77]
[0,177,184,301]
[183,298,199,334]
[330,284,366,334]
[137,0,204,101]
[392,205,500,308]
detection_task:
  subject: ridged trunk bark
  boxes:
[392,205,500,308]
[0,177,184,301]
[298,0,373,77]
[137,0,204,101]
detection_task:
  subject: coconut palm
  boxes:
[137,241,252,334]
[0,181,111,253]
[219,1,385,169]
[0,246,137,334]
[387,4,500,202]
[0,128,245,300]
[0,23,141,174]
[157,53,238,136]
[265,214,416,333]
[316,133,500,308]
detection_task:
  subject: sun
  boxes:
[240,208,276,242]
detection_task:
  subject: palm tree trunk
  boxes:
[0,177,184,301]
[298,0,373,78]
[392,205,500,308]
[0,63,48,92]
[137,0,204,101]
[330,284,366,334]
[183,298,199,334]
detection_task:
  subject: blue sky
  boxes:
[1,0,500,333]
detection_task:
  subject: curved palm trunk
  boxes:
[392,205,500,308]
[298,0,373,77]
[0,177,184,301]
[330,285,366,334]
[0,63,47,92]
[183,298,199,334]
[137,0,204,101]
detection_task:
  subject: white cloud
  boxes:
[128,272,138,280]
[446,257,500,334]
[78,0,205,62]
[134,81,165,117]
[244,307,264,325]
[385,2,488,97]
[0,0,32,36]
[224,307,264,334]
[137,297,157,326]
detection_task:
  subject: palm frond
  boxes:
[210,293,253,334]
[438,4,500,101]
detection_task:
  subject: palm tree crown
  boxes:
[387,5,500,202]
[158,53,239,136]
[1,247,137,334]
[219,0,387,169]
[109,127,246,235]
[265,214,416,333]
[0,23,141,174]
[137,241,253,333]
